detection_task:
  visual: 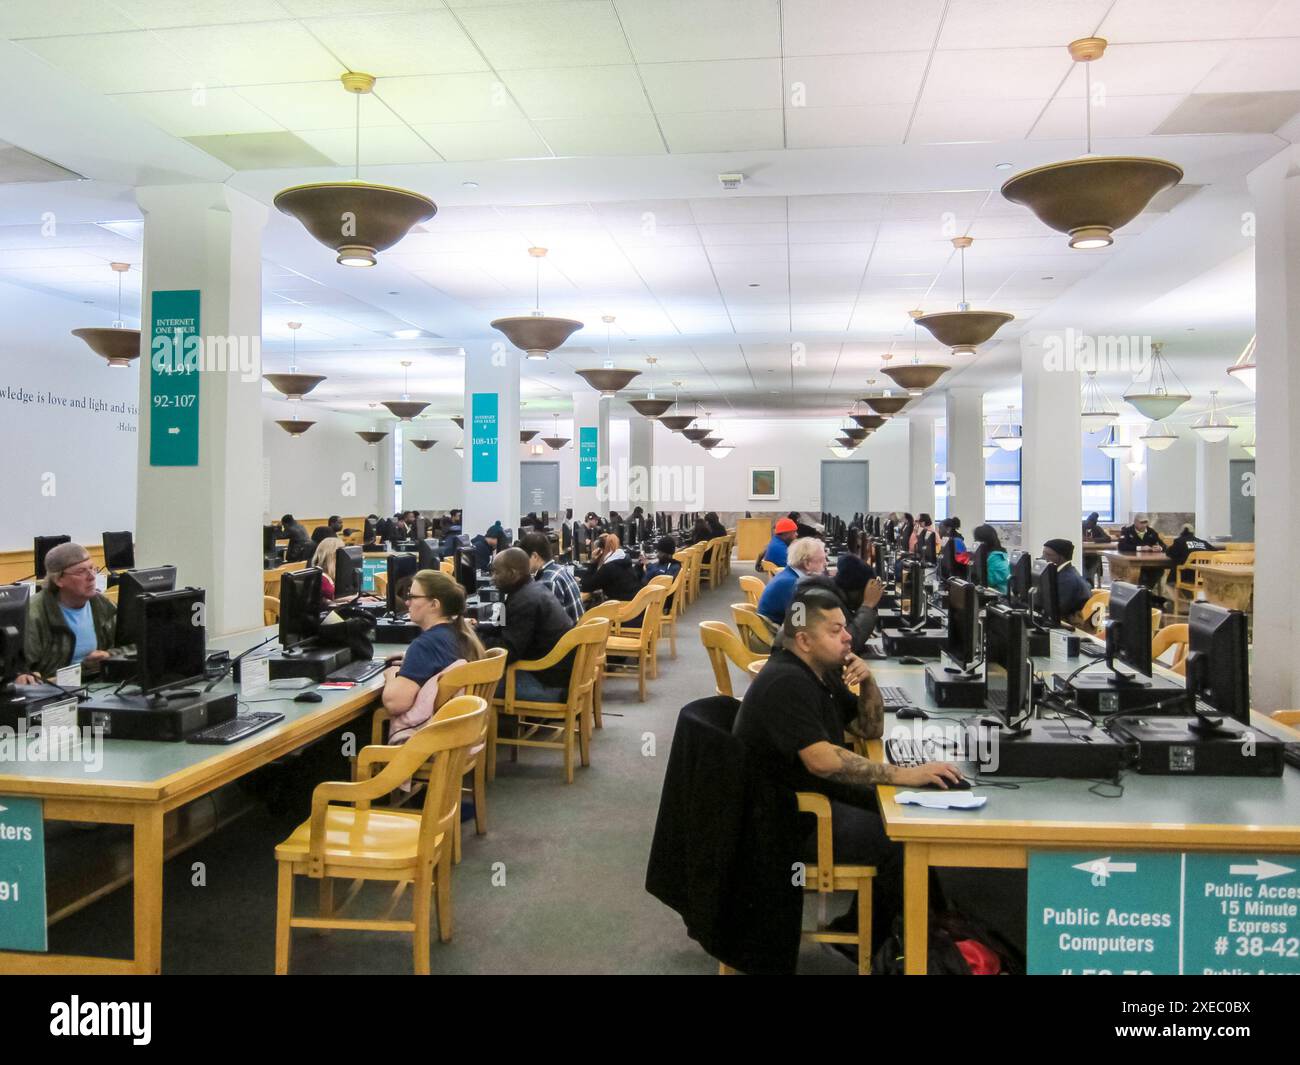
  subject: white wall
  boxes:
[0,280,140,550]
[399,423,464,512]
[1145,437,1197,514]
[262,399,385,520]
[649,415,911,514]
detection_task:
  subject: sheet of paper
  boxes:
[55,664,82,689]
[894,790,987,810]
[241,656,270,697]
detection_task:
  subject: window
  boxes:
[1081,436,1115,522]
[393,424,403,514]
[933,423,948,520]
[985,444,1021,522]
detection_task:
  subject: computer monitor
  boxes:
[1184,602,1250,726]
[944,578,980,674]
[114,566,178,647]
[561,522,572,558]
[983,604,1031,727]
[1103,580,1152,682]
[138,588,207,694]
[968,542,989,589]
[416,538,441,571]
[333,545,364,598]
[455,547,478,596]
[541,510,549,529]
[901,558,927,628]
[278,567,323,649]
[386,552,418,616]
[1031,559,1060,628]
[263,524,279,555]
[34,535,71,579]
[1008,551,1034,609]
[0,583,33,685]
[412,516,428,542]
[102,531,135,571]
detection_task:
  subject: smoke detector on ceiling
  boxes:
[718,173,745,191]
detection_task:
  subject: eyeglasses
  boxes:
[59,563,97,579]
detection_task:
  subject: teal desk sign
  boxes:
[579,426,598,488]
[362,557,387,594]
[148,289,201,467]
[0,796,47,952]
[471,392,498,483]
[1029,850,1300,974]
[1028,851,1181,974]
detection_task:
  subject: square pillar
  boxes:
[944,387,985,526]
[1021,332,1082,556]
[462,341,520,537]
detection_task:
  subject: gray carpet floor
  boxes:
[48,570,1022,974]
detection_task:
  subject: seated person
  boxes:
[381,570,484,738]
[690,517,713,545]
[1165,524,1222,568]
[1042,538,1092,620]
[1116,515,1169,597]
[579,533,641,603]
[481,548,576,702]
[22,542,126,680]
[310,536,345,599]
[642,535,683,613]
[760,516,797,570]
[470,522,505,573]
[758,537,827,625]
[280,513,314,562]
[787,511,822,540]
[311,515,343,545]
[1080,511,1110,585]
[704,511,726,538]
[521,531,584,625]
[971,524,1010,593]
[832,531,877,612]
[733,585,961,951]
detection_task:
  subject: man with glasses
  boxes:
[21,541,126,681]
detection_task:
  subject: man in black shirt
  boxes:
[734,585,959,950]
[481,547,575,701]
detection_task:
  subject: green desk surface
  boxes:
[0,628,407,797]
[869,652,1300,839]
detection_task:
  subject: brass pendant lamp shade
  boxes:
[75,262,140,367]
[1140,420,1179,451]
[542,413,569,450]
[520,429,539,443]
[850,414,887,431]
[659,415,695,432]
[265,321,326,400]
[274,74,435,267]
[1000,39,1182,249]
[681,427,712,442]
[410,438,438,451]
[490,248,582,359]
[881,363,948,392]
[698,437,722,449]
[383,361,428,421]
[629,398,673,418]
[451,416,464,430]
[835,435,861,450]
[862,394,910,416]
[356,430,389,444]
[575,368,640,397]
[841,426,869,441]
[1226,335,1256,393]
[1123,342,1190,420]
[913,238,1013,354]
[276,419,315,437]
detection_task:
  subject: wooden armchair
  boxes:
[650,568,685,661]
[604,583,670,699]
[699,620,767,698]
[273,696,485,974]
[579,602,622,729]
[731,602,776,655]
[1170,550,1219,616]
[761,559,782,579]
[263,596,280,626]
[739,574,764,607]
[1151,623,1189,676]
[490,619,608,784]
[698,537,726,590]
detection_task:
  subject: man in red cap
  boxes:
[761,517,798,570]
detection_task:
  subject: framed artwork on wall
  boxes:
[748,466,779,500]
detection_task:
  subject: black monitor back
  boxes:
[386,553,419,616]
[102,531,135,570]
[1185,602,1250,724]
[333,545,364,598]
[114,566,178,646]
[138,588,206,693]
[34,535,71,579]
[279,567,323,648]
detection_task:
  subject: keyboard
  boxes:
[325,659,387,683]
[187,711,285,745]
[1284,743,1300,772]
[885,737,953,768]
[879,685,910,707]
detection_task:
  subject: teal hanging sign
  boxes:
[471,392,498,483]
[148,289,202,467]
[579,426,598,488]
[0,796,47,952]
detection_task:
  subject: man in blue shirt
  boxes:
[761,516,798,570]
[22,541,123,679]
[758,537,828,625]
[1042,538,1092,620]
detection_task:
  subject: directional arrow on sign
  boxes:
[0,804,7,813]
[1073,857,1138,881]
[1228,859,1294,881]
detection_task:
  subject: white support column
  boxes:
[462,341,520,537]
[135,184,266,637]
[1195,438,1230,538]
[1021,332,1082,556]
[944,387,985,527]
[571,392,610,518]
[628,416,655,509]
[1247,145,1300,711]
[376,432,396,517]
[907,414,935,517]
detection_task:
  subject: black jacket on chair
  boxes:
[645,696,805,975]
[481,580,575,689]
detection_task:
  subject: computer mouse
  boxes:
[898,656,926,665]
[895,706,929,720]
[294,691,324,703]
[941,774,974,790]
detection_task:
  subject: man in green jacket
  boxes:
[21,542,123,681]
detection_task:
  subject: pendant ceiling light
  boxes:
[1226,335,1256,393]
[1001,38,1182,249]
[276,419,315,437]
[1097,425,1130,460]
[264,321,326,401]
[410,438,438,451]
[860,377,910,416]
[842,426,869,441]
[698,437,722,450]
[982,441,997,459]
[576,316,640,396]
[73,261,140,367]
[1190,390,1236,443]
[275,73,435,267]
[835,435,861,451]
[542,412,570,451]
[850,413,887,431]
[451,416,464,430]
[914,238,1013,355]
[630,355,673,417]
[880,315,949,395]
[1139,419,1178,451]
[658,380,695,431]
[828,440,854,458]
[708,444,733,459]
[491,247,583,360]
[1123,342,1191,420]
[682,427,712,442]
[452,436,465,458]
[991,406,1023,451]
[520,429,539,443]
[1079,370,1118,433]
[382,360,428,421]
[356,430,389,444]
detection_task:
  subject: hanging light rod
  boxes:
[73,262,141,367]
[264,321,326,401]
[490,247,583,360]
[913,237,1013,355]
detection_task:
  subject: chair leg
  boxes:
[638,654,647,702]
[435,850,454,943]
[487,708,499,782]
[857,878,873,976]
[669,619,677,659]
[275,862,293,975]
[453,810,463,864]
[318,876,334,931]
[473,763,487,836]
[578,705,591,767]
[413,869,433,973]
[563,712,575,783]
[592,674,604,729]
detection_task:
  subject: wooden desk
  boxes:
[0,627,396,975]
[865,652,1300,974]
[735,517,772,562]
[1199,563,1255,613]
[1102,550,1170,586]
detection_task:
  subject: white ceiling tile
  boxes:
[787,221,877,243]
[688,196,786,224]
[784,52,929,108]
[154,22,345,86]
[703,243,789,263]
[937,0,1112,50]
[1030,92,1183,140]
[112,0,290,28]
[501,66,651,119]
[533,114,666,155]
[788,195,887,222]
[296,125,443,165]
[281,0,442,13]
[455,1,633,69]
[781,0,944,55]
[594,201,698,227]
[413,117,551,160]
[789,242,874,262]
[1,1,136,37]
[784,104,910,147]
[19,31,199,93]
[610,225,704,248]
[238,81,406,130]
[379,73,526,123]
[1250,0,1300,36]
[615,0,780,63]
[699,222,787,244]
[1194,39,1300,93]
[1057,41,1232,97]
[640,58,782,112]
[885,191,990,221]
[303,11,490,77]
[922,47,1069,102]
[908,97,1044,142]
[112,87,284,137]
[1099,0,1277,43]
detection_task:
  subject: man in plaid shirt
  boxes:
[521,532,585,625]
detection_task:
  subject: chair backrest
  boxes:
[437,647,508,706]
[263,595,280,625]
[731,602,775,652]
[761,559,782,578]
[559,617,610,710]
[416,696,488,857]
[617,584,668,644]
[699,620,765,699]
[581,600,622,624]
[1151,623,1189,675]
[739,574,764,607]
[1080,589,1110,633]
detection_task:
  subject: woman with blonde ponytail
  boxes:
[381,569,483,718]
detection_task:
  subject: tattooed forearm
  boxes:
[824,745,895,791]
[853,677,884,740]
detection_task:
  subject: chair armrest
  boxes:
[369,705,391,748]
[795,791,835,892]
